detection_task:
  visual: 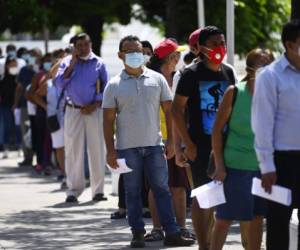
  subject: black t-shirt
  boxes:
[0,75,17,108]
[176,61,236,149]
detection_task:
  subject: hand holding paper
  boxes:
[107,158,132,174]
[251,177,292,206]
[191,181,226,209]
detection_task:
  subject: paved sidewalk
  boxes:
[0,152,297,250]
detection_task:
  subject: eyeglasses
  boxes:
[120,50,143,54]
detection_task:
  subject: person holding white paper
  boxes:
[252,20,300,250]
[102,35,194,248]
[211,48,274,250]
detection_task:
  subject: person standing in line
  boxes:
[35,49,67,188]
[102,35,194,248]
[55,33,108,203]
[210,48,273,250]
[14,48,42,167]
[145,38,194,242]
[26,53,53,175]
[172,26,237,250]
[0,56,19,158]
[110,40,154,220]
[252,20,300,250]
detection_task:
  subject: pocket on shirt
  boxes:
[144,84,160,101]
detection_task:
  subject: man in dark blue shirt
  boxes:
[14,48,42,166]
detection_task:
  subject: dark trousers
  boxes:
[35,109,51,167]
[266,151,300,250]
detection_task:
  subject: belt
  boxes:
[275,150,300,156]
[66,102,84,109]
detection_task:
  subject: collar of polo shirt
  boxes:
[121,66,151,79]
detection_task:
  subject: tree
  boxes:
[291,0,300,20]
[0,0,134,55]
[134,0,291,55]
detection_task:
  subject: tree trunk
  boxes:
[291,0,300,20]
[81,15,104,56]
[165,0,179,38]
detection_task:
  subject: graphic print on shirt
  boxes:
[199,80,228,135]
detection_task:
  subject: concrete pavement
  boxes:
[0,151,297,250]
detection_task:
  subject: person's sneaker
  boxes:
[65,195,78,203]
[144,228,164,242]
[164,232,195,246]
[130,232,145,248]
[110,211,126,219]
[35,164,43,174]
[180,228,196,240]
[92,193,108,202]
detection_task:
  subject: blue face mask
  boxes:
[22,54,30,61]
[125,52,144,69]
[7,51,16,57]
[28,56,36,66]
[43,62,52,71]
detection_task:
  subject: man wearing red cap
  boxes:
[172,26,237,250]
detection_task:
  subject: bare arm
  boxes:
[27,74,47,110]
[62,50,78,79]
[172,94,197,161]
[161,100,174,159]
[26,74,38,103]
[211,85,234,181]
[103,108,118,168]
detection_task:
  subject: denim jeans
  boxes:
[118,145,179,235]
[0,106,14,145]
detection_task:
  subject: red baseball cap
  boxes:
[188,28,202,47]
[154,39,186,59]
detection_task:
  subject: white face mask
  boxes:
[143,55,151,64]
[9,67,19,75]
[298,46,300,56]
[79,52,91,61]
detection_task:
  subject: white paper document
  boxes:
[107,158,132,174]
[251,177,292,206]
[191,181,226,209]
[14,108,21,125]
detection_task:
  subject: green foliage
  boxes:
[0,0,134,33]
[134,0,291,55]
[0,0,291,55]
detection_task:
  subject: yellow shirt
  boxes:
[160,108,167,140]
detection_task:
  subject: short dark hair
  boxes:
[119,35,140,51]
[281,19,300,49]
[73,33,91,46]
[6,44,16,52]
[198,26,224,45]
[141,40,153,53]
[183,51,196,64]
[17,47,27,58]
